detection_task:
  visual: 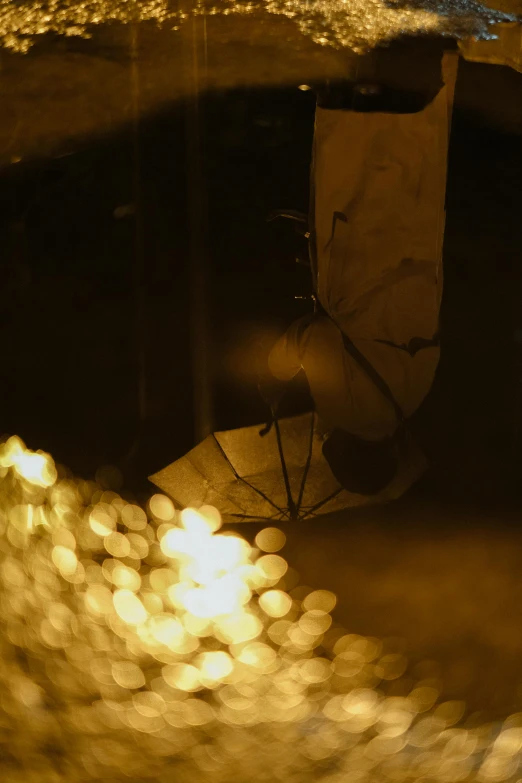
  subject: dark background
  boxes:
[1,56,521,504]
[2,32,522,720]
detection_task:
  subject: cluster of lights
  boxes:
[261,0,514,53]
[0,0,513,54]
[1,435,522,782]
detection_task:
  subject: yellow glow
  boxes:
[434,700,466,727]
[149,614,186,647]
[163,663,201,692]
[198,505,222,532]
[1,436,521,782]
[0,0,504,64]
[111,661,145,690]
[85,584,113,615]
[0,436,56,487]
[183,575,250,618]
[197,651,234,682]
[299,609,332,635]
[255,527,286,553]
[160,526,188,557]
[133,691,166,718]
[149,493,176,521]
[302,589,337,613]
[375,653,407,681]
[113,589,148,625]
[89,506,115,537]
[299,657,332,683]
[258,589,292,618]
[216,612,263,644]
[51,545,78,576]
[111,564,141,592]
[256,554,288,581]
[494,727,522,755]
[105,532,131,558]
[180,506,214,535]
[121,504,148,531]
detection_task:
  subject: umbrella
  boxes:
[149,412,426,523]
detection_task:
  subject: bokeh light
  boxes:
[1,434,522,781]
[0,0,513,55]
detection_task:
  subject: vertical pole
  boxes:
[123,18,148,465]
[130,23,147,434]
[186,9,213,444]
[511,263,522,458]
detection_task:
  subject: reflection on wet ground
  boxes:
[2,74,520,498]
[1,4,522,781]
[2,438,522,782]
[0,0,515,53]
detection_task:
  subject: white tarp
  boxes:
[269,55,458,441]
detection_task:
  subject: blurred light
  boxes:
[0,436,521,783]
[0,0,510,60]
[149,494,176,521]
[113,589,148,625]
[302,589,336,613]
[256,554,288,581]
[255,527,286,553]
[259,589,292,618]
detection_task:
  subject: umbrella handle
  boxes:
[258,417,274,437]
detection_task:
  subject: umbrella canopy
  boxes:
[149,413,426,523]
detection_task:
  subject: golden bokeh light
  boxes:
[121,503,148,530]
[0,435,57,486]
[256,553,288,581]
[149,493,176,521]
[259,589,292,617]
[302,588,337,613]
[255,526,286,553]
[1,436,522,782]
[0,0,512,56]
[113,588,149,625]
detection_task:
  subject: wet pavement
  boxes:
[229,492,522,721]
[0,9,521,164]
[1,4,522,746]
[2,67,521,493]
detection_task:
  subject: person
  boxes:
[263,40,458,496]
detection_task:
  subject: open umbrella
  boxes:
[149,412,426,523]
[151,55,457,521]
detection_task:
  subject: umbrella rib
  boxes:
[296,411,315,513]
[180,455,247,516]
[272,416,298,520]
[229,511,289,522]
[299,509,322,519]
[306,487,343,515]
[211,435,286,516]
